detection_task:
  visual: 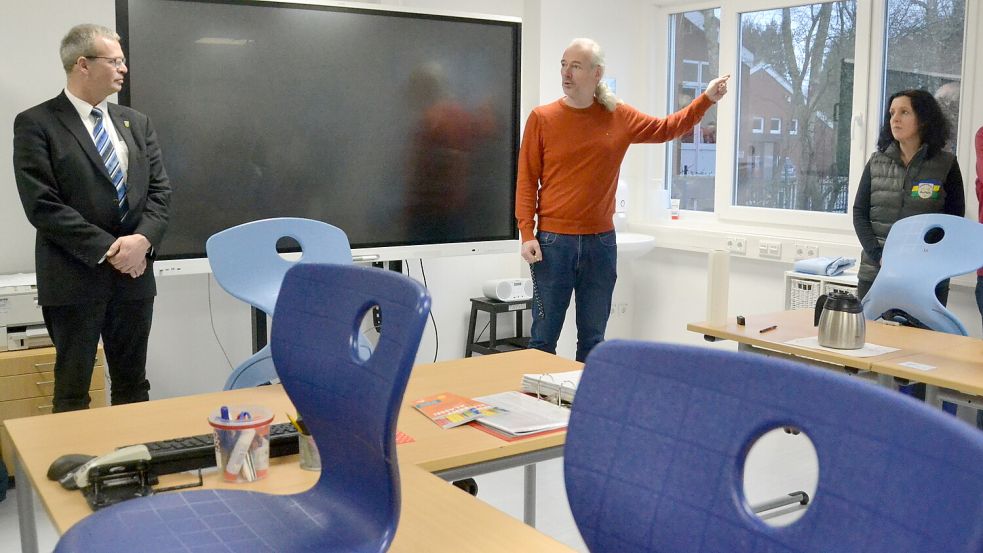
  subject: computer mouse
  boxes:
[46,453,96,482]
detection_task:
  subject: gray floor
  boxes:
[0,429,818,552]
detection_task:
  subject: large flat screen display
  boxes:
[118,0,520,260]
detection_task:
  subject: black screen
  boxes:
[118,0,520,259]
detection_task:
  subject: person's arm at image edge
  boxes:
[942,160,964,217]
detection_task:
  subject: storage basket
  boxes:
[787,277,821,310]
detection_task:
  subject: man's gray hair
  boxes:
[60,24,120,74]
[568,38,622,112]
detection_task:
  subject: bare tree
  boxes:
[741,3,855,212]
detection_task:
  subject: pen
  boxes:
[759,325,778,333]
[285,412,304,434]
[296,414,309,435]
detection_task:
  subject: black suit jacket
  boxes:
[13,92,172,306]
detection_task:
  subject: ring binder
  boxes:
[556,380,576,406]
[522,369,582,405]
[534,373,556,402]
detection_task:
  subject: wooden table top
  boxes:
[688,309,983,394]
[5,349,581,551]
[869,338,983,396]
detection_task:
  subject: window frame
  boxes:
[646,0,885,234]
[713,0,876,230]
[647,0,980,237]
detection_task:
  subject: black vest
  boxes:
[859,143,955,282]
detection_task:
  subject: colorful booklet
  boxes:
[412,392,500,429]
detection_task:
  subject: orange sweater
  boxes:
[515,94,714,242]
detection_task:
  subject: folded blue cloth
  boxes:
[794,256,856,276]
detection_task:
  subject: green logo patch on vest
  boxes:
[911,179,941,199]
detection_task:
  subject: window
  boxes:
[653,0,973,225]
[666,8,720,213]
[881,0,965,152]
[734,2,856,213]
[769,117,782,134]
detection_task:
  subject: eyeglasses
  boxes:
[85,56,127,69]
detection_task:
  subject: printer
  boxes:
[0,273,51,352]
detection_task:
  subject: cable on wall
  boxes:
[207,275,235,371]
[410,259,439,363]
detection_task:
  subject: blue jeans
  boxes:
[529,230,617,362]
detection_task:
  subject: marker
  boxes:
[759,325,778,333]
[220,406,229,421]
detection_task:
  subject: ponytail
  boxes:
[595,80,622,112]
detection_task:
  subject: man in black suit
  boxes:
[13,24,171,412]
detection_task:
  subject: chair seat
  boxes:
[55,488,391,553]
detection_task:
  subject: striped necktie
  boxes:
[90,107,129,221]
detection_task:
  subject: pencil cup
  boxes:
[208,405,274,483]
[298,433,321,471]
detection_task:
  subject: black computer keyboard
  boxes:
[135,422,300,475]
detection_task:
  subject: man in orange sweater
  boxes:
[516,38,728,361]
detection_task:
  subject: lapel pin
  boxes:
[124,120,130,128]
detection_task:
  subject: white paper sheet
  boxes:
[898,361,937,372]
[783,336,899,357]
[0,273,36,289]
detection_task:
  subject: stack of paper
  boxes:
[473,391,570,438]
[520,369,583,404]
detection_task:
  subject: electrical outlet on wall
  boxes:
[726,236,747,255]
[793,242,819,260]
[759,240,782,259]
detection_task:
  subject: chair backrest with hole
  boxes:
[565,339,983,552]
[862,214,983,335]
[206,217,356,389]
[272,262,431,540]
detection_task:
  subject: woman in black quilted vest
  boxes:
[852,89,965,302]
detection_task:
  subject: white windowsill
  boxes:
[628,217,978,288]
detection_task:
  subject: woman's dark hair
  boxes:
[876,89,951,157]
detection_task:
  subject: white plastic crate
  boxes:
[784,271,859,310]
[787,277,822,310]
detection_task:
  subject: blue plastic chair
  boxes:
[862,214,983,335]
[54,263,432,553]
[565,340,983,552]
[206,217,361,389]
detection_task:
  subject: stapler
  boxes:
[58,445,204,511]
[59,445,152,490]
